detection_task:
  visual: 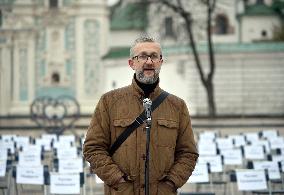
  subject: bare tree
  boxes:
[139,0,217,117]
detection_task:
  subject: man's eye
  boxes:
[139,55,148,59]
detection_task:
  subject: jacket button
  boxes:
[142,154,146,160]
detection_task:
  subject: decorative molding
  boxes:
[4,13,34,29]
[64,17,76,94]
[83,19,100,97]
[42,10,69,27]
[19,48,28,101]
[35,28,46,96]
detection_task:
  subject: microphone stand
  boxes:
[143,98,152,195]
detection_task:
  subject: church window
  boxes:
[112,81,116,89]
[165,17,175,37]
[52,72,60,84]
[215,14,229,35]
[261,30,267,37]
[49,0,58,9]
[0,10,2,27]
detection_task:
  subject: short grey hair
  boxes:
[129,36,161,58]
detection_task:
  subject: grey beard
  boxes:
[136,69,160,84]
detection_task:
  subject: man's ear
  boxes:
[128,59,135,70]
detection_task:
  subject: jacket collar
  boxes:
[131,75,162,100]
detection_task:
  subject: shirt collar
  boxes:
[131,74,162,100]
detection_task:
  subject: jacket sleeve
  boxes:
[167,100,199,188]
[83,96,124,186]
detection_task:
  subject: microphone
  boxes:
[143,98,152,122]
[143,98,152,195]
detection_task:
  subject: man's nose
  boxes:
[145,56,153,63]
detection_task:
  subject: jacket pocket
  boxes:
[113,118,133,142]
[157,119,178,147]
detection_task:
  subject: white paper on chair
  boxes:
[272,155,284,163]
[16,165,44,185]
[0,140,15,154]
[221,148,242,165]
[1,134,16,142]
[53,141,72,150]
[216,138,234,150]
[58,135,75,144]
[236,169,267,191]
[269,137,284,150]
[187,163,209,183]
[253,161,281,180]
[41,134,57,141]
[0,160,6,177]
[198,142,217,155]
[244,132,259,143]
[36,138,52,151]
[199,131,217,143]
[18,151,41,166]
[229,135,246,147]
[251,140,270,154]
[22,144,42,153]
[0,148,7,161]
[244,145,265,160]
[50,172,80,194]
[261,130,278,140]
[198,155,222,172]
[14,136,30,149]
[59,158,83,173]
[57,147,77,159]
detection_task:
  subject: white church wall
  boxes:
[104,59,133,93]
[188,51,284,115]
[241,15,281,43]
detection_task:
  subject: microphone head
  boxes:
[143,98,152,109]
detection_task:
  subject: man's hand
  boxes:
[164,180,176,190]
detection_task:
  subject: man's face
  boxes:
[128,42,163,84]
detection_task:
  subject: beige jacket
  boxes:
[83,78,198,195]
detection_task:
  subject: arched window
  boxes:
[112,81,116,89]
[261,30,267,38]
[215,14,229,35]
[165,17,174,37]
[0,10,2,27]
[51,72,60,84]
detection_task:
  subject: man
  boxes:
[83,36,198,195]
